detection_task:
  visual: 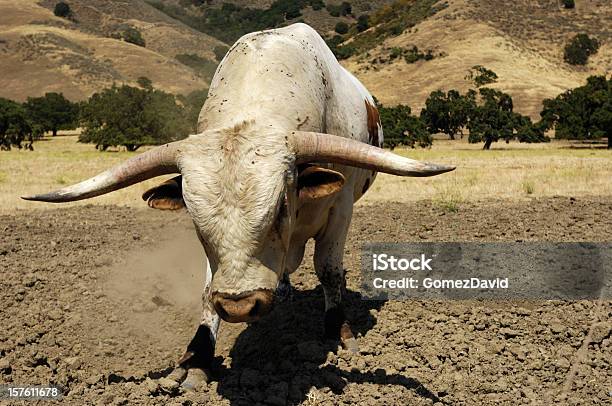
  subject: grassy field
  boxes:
[0,135,179,214]
[361,139,612,210]
[1,135,610,214]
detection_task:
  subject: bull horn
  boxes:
[22,142,182,203]
[289,131,455,177]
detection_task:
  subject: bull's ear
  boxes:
[297,166,345,201]
[142,175,185,210]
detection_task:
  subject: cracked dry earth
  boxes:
[1,197,611,405]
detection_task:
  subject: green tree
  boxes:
[356,15,370,32]
[327,4,341,17]
[53,2,71,18]
[465,65,498,87]
[512,113,549,144]
[468,88,547,149]
[335,22,349,35]
[137,76,153,90]
[340,2,352,16]
[24,92,79,137]
[421,89,475,139]
[563,0,575,9]
[540,75,611,148]
[0,98,42,150]
[310,0,325,10]
[284,2,302,19]
[375,98,432,149]
[113,27,146,47]
[564,33,599,65]
[467,88,514,149]
[79,85,190,151]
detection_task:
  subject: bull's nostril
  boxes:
[249,299,261,317]
[212,290,273,322]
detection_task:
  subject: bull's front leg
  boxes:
[314,202,359,353]
[167,261,220,390]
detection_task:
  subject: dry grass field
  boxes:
[2,135,610,214]
[0,135,178,213]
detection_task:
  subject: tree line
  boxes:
[378,68,611,150]
[0,93,77,150]
[1,71,609,151]
[0,78,205,151]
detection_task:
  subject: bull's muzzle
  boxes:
[211,289,274,323]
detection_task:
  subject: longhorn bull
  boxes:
[24,23,454,389]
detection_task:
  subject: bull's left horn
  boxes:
[289,131,455,177]
[22,142,182,203]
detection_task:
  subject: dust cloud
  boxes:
[103,216,206,319]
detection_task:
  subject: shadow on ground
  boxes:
[206,287,441,405]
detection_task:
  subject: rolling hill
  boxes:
[0,0,609,120]
[342,0,611,118]
[0,0,224,101]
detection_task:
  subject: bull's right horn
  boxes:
[289,131,455,177]
[22,142,182,203]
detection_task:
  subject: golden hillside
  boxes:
[0,0,609,116]
[0,0,224,101]
[344,0,611,118]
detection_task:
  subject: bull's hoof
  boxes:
[162,365,211,393]
[340,323,360,354]
[163,324,216,391]
[181,367,210,391]
[340,335,360,354]
[166,365,187,382]
[324,306,360,354]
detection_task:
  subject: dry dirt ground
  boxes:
[1,198,611,405]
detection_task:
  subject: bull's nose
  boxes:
[211,289,274,323]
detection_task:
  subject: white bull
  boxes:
[24,23,454,389]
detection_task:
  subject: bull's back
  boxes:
[199,23,380,202]
[199,24,330,133]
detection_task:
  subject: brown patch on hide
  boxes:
[364,99,381,147]
[142,176,185,210]
[221,120,254,154]
[298,166,345,201]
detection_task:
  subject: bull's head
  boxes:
[23,124,454,322]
